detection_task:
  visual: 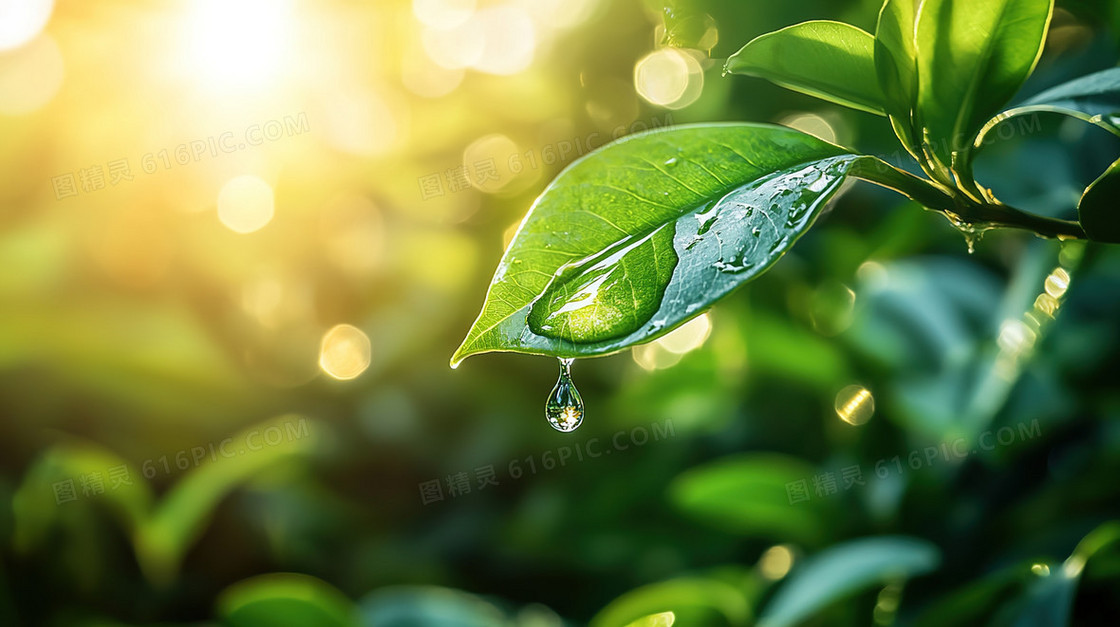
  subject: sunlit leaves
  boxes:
[726,21,886,116]
[874,0,920,150]
[915,0,1054,167]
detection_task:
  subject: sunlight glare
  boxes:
[0,0,53,52]
[182,0,294,90]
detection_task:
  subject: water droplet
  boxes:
[664,157,678,166]
[751,227,761,237]
[545,358,584,432]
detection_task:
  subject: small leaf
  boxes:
[758,536,940,627]
[358,585,510,626]
[668,453,827,544]
[623,612,676,627]
[591,578,750,627]
[453,124,884,365]
[1078,157,1120,243]
[916,0,1054,167]
[135,415,317,586]
[218,573,358,627]
[725,21,886,115]
[875,0,921,149]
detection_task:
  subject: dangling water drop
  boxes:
[545,358,584,432]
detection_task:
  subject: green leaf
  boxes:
[915,0,1054,167]
[758,536,940,627]
[590,577,750,627]
[976,68,1120,144]
[668,453,827,544]
[135,415,318,586]
[218,573,358,627]
[725,21,886,115]
[993,522,1120,627]
[1078,157,1120,243]
[875,0,921,149]
[1021,67,1120,119]
[624,612,676,627]
[12,442,153,553]
[452,124,903,366]
[358,586,511,626]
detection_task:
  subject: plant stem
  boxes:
[852,158,1086,240]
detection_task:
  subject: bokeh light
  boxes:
[218,175,275,234]
[412,0,476,29]
[759,545,795,580]
[634,48,704,109]
[0,0,53,52]
[834,385,874,426]
[632,314,713,370]
[319,324,372,380]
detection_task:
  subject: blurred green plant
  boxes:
[12,415,317,588]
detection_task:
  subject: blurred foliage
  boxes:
[1,0,1119,625]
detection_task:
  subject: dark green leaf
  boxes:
[1021,67,1120,119]
[725,21,886,115]
[135,415,318,585]
[916,0,1054,167]
[453,124,899,365]
[758,536,940,627]
[668,453,827,544]
[358,586,510,626]
[218,573,357,627]
[1078,157,1120,243]
[976,68,1120,144]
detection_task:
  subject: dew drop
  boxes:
[664,157,679,166]
[545,358,584,432]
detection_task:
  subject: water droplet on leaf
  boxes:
[545,358,584,432]
[664,157,678,166]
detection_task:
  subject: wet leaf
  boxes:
[453,124,892,365]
